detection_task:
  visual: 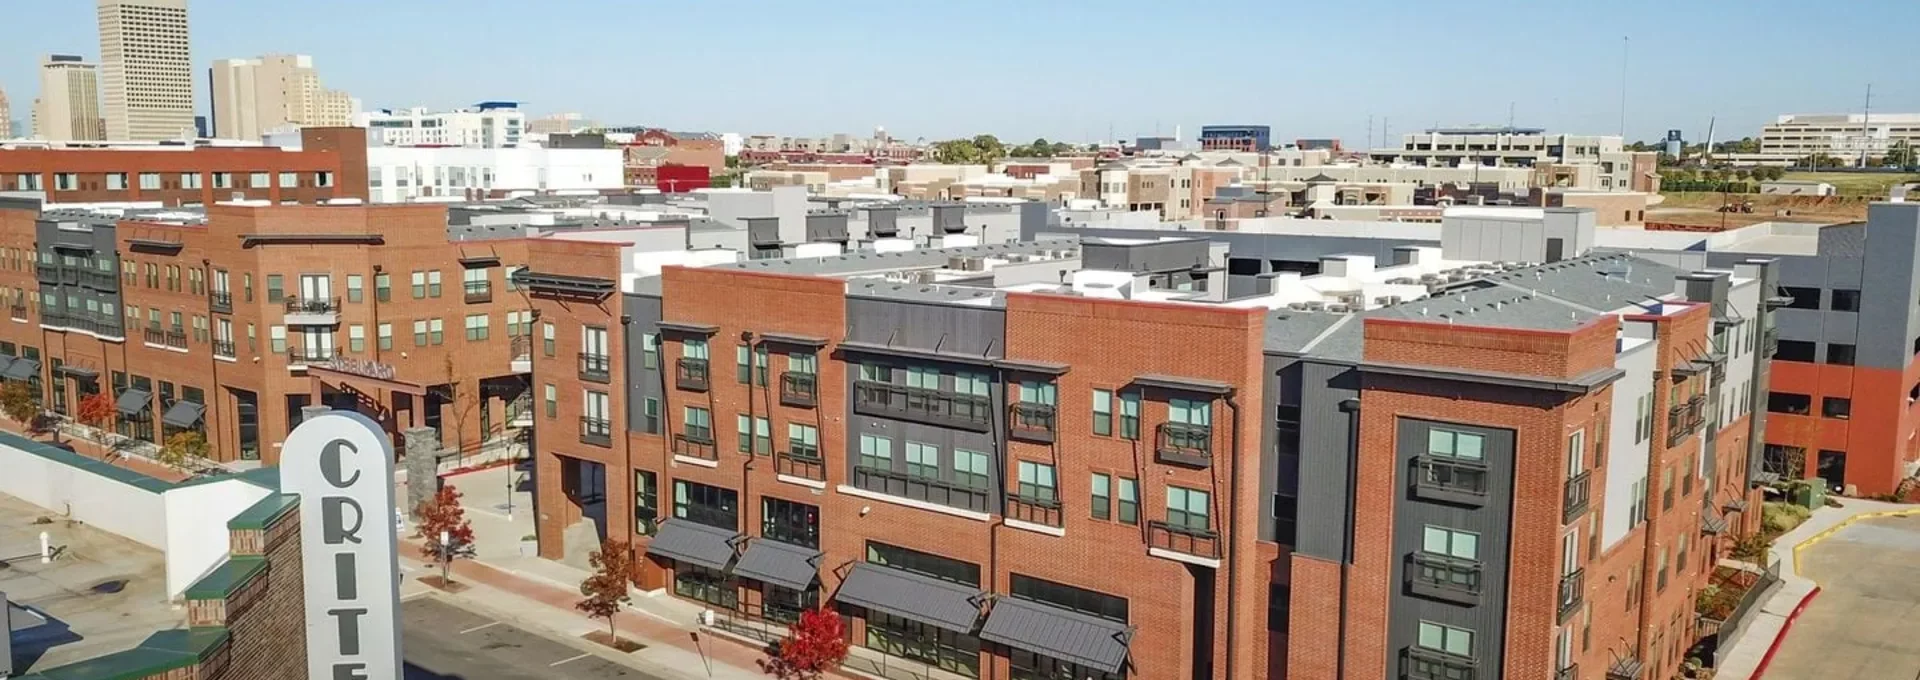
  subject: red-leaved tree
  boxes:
[765,607,850,680]
[414,484,475,585]
[75,392,116,442]
[577,539,634,641]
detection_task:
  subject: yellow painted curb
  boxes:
[1789,508,1920,576]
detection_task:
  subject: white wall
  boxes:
[0,436,168,550]
[161,479,273,596]
[365,146,622,203]
[1601,334,1656,551]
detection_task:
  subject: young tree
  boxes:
[414,484,476,585]
[438,355,480,464]
[157,430,209,470]
[75,392,116,442]
[576,539,634,641]
[0,380,38,426]
[765,608,851,680]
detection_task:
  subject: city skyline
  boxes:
[0,0,1914,144]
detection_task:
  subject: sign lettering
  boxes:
[283,412,403,679]
[326,357,398,381]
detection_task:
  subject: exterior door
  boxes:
[299,274,331,304]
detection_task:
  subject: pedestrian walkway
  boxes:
[1715,498,1920,680]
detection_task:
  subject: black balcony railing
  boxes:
[36,265,58,284]
[1155,422,1212,467]
[144,328,187,349]
[8,301,26,320]
[1407,552,1481,605]
[57,267,80,286]
[579,416,613,447]
[464,282,492,304]
[579,353,612,383]
[1005,492,1062,527]
[509,335,532,363]
[850,465,990,513]
[1667,395,1706,447]
[1558,568,1585,621]
[1563,470,1592,523]
[776,448,825,481]
[209,291,232,313]
[1147,520,1221,560]
[1556,665,1579,680]
[283,296,340,317]
[779,371,817,407]
[1412,456,1489,506]
[78,269,117,290]
[49,312,123,338]
[1009,403,1056,444]
[1405,648,1476,680]
[673,431,717,460]
[212,339,236,358]
[852,380,992,431]
[676,357,710,391]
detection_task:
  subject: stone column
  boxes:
[404,426,441,518]
[299,405,331,427]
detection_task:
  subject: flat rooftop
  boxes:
[1,493,177,674]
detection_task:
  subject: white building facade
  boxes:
[352,103,525,148]
[364,146,622,203]
[1760,113,1920,162]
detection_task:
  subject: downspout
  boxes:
[1338,397,1361,680]
[202,258,220,462]
[1224,392,1242,680]
[621,314,635,557]
[741,332,756,538]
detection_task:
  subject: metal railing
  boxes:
[673,431,717,459]
[1009,403,1056,443]
[211,339,236,358]
[579,353,612,383]
[1412,456,1489,506]
[1405,647,1476,680]
[779,371,816,407]
[850,465,989,512]
[579,416,613,447]
[1563,470,1592,523]
[776,448,825,481]
[852,380,992,430]
[1005,492,1062,527]
[1667,395,1706,446]
[287,347,333,364]
[209,291,232,313]
[1558,568,1585,621]
[1147,520,1221,559]
[8,301,26,320]
[78,269,117,290]
[1155,422,1212,467]
[144,328,187,349]
[463,281,491,304]
[676,357,710,391]
[283,296,340,316]
[1407,552,1482,602]
[509,335,532,362]
[54,313,123,338]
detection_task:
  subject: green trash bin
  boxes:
[1789,480,1827,508]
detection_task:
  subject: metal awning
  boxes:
[115,389,152,416]
[833,562,983,634]
[980,597,1132,674]
[836,340,998,368]
[1701,515,1728,535]
[1607,656,1645,680]
[656,321,719,335]
[1132,373,1234,396]
[3,359,38,381]
[731,539,820,591]
[1752,471,1782,486]
[1724,497,1749,512]
[458,255,501,268]
[644,520,740,571]
[759,332,829,349]
[0,356,14,375]
[162,401,206,429]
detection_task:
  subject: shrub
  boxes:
[1761,502,1809,533]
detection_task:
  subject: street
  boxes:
[1763,513,1920,680]
[403,596,667,680]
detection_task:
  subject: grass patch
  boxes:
[1778,171,1920,196]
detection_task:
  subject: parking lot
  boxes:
[403,596,664,680]
[1764,513,1920,680]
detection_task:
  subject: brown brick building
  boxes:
[0,127,369,205]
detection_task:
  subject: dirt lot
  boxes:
[1649,192,1873,230]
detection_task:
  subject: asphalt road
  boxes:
[402,597,663,680]
[1764,513,1920,680]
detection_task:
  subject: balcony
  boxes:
[1556,665,1579,680]
[1005,492,1062,527]
[1562,470,1592,523]
[1009,403,1056,444]
[509,335,531,373]
[1406,552,1481,606]
[35,265,57,285]
[850,465,990,513]
[852,380,992,431]
[1147,520,1221,562]
[57,267,80,286]
[672,431,717,460]
[508,394,533,427]
[580,416,613,448]
[776,448,825,481]
[1558,568,1585,622]
[1667,395,1706,447]
[78,269,117,290]
[212,339,236,359]
[1154,422,1212,467]
[287,347,333,366]
[675,357,709,391]
[143,328,187,350]
[779,371,816,407]
[9,301,25,322]
[578,353,611,383]
[54,313,124,339]
[1404,648,1476,680]
[1412,456,1489,507]
[282,296,340,326]
[209,291,232,314]
[463,282,492,304]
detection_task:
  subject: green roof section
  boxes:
[226,492,298,531]
[183,555,268,600]
[20,627,230,680]
[0,430,174,494]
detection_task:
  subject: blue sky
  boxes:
[4,0,1916,146]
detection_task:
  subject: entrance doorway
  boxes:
[559,456,608,568]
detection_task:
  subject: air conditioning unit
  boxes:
[1325,303,1351,313]
[911,270,939,284]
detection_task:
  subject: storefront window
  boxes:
[1010,649,1122,680]
[673,564,737,610]
[864,612,980,678]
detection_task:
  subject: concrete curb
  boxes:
[1743,506,1920,680]
[1747,587,1819,680]
[1788,508,1920,574]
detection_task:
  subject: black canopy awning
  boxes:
[162,401,206,429]
[980,597,1132,674]
[833,562,982,634]
[644,520,740,571]
[3,359,38,381]
[115,389,152,416]
[731,539,820,591]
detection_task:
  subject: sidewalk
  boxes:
[1714,498,1920,680]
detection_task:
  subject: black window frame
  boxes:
[1821,396,1851,420]
[865,541,979,587]
[761,497,820,549]
[672,479,739,530]
[1009,574,1128,623]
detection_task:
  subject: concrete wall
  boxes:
[0,436,168,550]
[161,478,273,596]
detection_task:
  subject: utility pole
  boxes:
[1366,115,1373,151]
[1860,83,1874,168]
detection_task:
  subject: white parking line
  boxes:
[548,653,591,667]
[459,621,502,634]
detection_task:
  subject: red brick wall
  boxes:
[1363,316,1618,381]
[0,127,367,205]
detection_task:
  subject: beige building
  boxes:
[31,55,106,141]
[0,86,11,138]
[98,0,194,140]
[1760,113,1920,162]
[210,54,356,140]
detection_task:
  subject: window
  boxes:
[682,337,708,359]
[139,173,160,190]
[463,314,489,341]
[905,366,938,390]
[1017,380,1056,406]
[504,265,525,291]
[269,325,287,354]
[860,363,893,383]
[411,271,426,298]
[641,398,660,434]
[1422,525,1479,561]
[374,273,390,302]
[1661,467,1675,511]
[735,415,770,454]
[265,275,284,303]
[542,323,555,356]
[54,173,76,191]
[906,442,939,479]
[866,542,979,586]
[1634,394,1652,443]
[462,267,488,299]
[762,497,820,548]
[1775,340,1815,362]
[1822,397,1851,419]
[1428,428,1486,461]
[316,171,334,188]
[1090,473,1111,520]
[1417,621,1474,658]
[953,449,988,490]
[1169,398,1211,429]
[1825,343,1856,366]
[1629,477,1648,525]
[278,172,297,188]
[682,406,712,441]
[1117,478,1139,524]
[374,323,392,351]
[858,434,892,470]
[348,325,365,353]
[634,471,658,534]
[1676,533,1690,574]
[107,173,127,190]
[1656,546,1669,592]
[346,275,363,303]
[672,480,738,530]
[642,333,659,369]
[787,423,818,457]
[1119,391,1140,439]
[212,172,232,189]
[1167,486,1209,530]
[1009,574,1127,623]
[249,172,270,188]
[1768,392,1812,415]
[1092,389,1113,436]
[412,320,427,346]
[1830,289,1861,312]
[1016,461,1056,502]
[544,384,557,418]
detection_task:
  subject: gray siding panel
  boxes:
[624,294,664,431]
[1387,417,1515,680]
[1291,360,1359,561]
[1857,205,1920,370]
[845,297,1006,358]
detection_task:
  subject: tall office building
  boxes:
[0,86,12,138]
[210,54,357,140]
[98,0,194,141]
[31,55,106,141]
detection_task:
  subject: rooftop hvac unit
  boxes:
[1338,293,1364,304]
[1387,277,1419,285]
[948,256,970,270]
[1420,273,1444,283]
[1301,301,1326,311]
[912,270,939,284]
[1446,273,1472,283]
[1325,303,1351,313]
[1375,295,1405,306]
[1287,302,1312,310]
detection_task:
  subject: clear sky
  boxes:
[3,0,1916,146]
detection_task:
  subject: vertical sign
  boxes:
[281,411,404,679]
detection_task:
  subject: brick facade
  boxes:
[0,127,369,205]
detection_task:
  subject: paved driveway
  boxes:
[403,596,662,679]
[1765,513,1920,680]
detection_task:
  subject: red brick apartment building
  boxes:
[0,127,370,205]
[0,197,532,465]
[521,228,1775,680]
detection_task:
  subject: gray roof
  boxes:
[4,358,38,381]
[716,240,1076,277]
[644,519,740,571]
[979,597,1131,673]
[731,539,820,591]
[833,562,982,634]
